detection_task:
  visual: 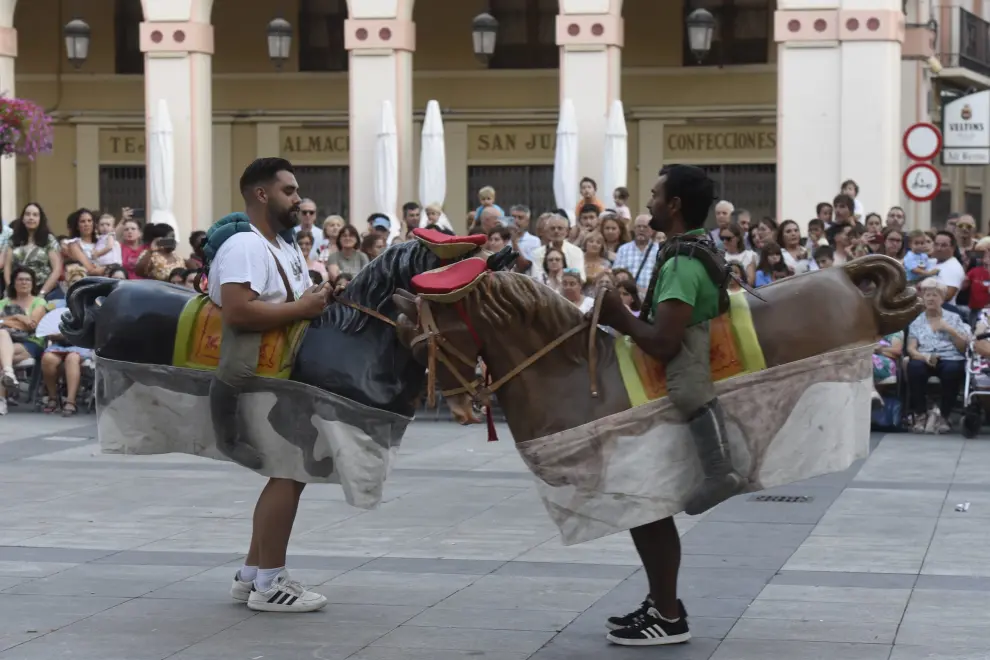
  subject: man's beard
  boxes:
[268,203,298,229]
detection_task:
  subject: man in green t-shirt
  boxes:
[594,165,744,647]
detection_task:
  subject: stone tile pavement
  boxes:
[0,412,988,659]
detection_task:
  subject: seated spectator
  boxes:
[40,319,94,416]
[905,278,971,433]
[540,247,566,294]
[560,268,593,313]
[185,230,207,271]
[325,225,369,279]
[63,208,106,276]
[167,268,187,286]
[872,331,903,405]
[754,242,792,287]
[134,223,185,281]
[93,213,123,268]
[118,219,147,279]
[616,279,641,316]
[296,230,327,281]
[814,245,835,269]
[0,266,47,414]
[184,269,200,290]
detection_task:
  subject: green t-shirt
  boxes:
[650,229,721,327]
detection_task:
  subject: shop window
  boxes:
[682,0,770,67]
[99,166,146,216]
[488,0,558,70]
[115,0,144,75]
[299,0,348,72]
[468,166,554,219]
[931,188,952,228]
[696,164,776,227]
[293,166,349,221]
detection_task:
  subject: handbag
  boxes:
[870,395,903,431]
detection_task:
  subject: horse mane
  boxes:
[320,240,440,333]
[467,271,587,363]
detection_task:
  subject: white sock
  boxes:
[255,567,285,591]
[238,565,257,582]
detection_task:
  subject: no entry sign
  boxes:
[903,123,942,161]
[902,162,942,202]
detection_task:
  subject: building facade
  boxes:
[0,0,987,238]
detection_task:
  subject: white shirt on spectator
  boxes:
[935,256,965,304]
[573,295,595,314]
[724,249,758,272]
[209,224,311,306]
[531,241,585,282]
[515,231,541,274]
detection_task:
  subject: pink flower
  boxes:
[0,97,54,159]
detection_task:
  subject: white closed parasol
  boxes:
[148,99,177,240]
[374,100,399,244]
[602,100,628,207]
[418,100,453,232]
[553,99,579,226]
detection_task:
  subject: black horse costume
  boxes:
[60,229,514,508]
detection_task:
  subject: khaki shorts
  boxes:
[665,322,716,415]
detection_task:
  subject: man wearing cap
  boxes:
[368,213,393,241]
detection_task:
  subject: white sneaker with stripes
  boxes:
[247,570,327,613]
[229,570,254,602]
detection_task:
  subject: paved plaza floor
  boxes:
[0,412,988,659]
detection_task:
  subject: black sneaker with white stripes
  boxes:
[606,596,688,631]
[246,569,327,613]
[605,606,691,646]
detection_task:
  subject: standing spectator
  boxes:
[118,219,147,279]
[64,208,105,276]
[932,230,966,304]
[814,245,835,269]
[325,224,369,279]
[2,203,62,298]
[826,224,855,266]
[756,216,778,246]
[708,200,733,247]
[964,237,990,324]
[612,214,659,293]
[582,231,612,283]
[39,319,94,416]
[616,279,641,316]
[507,205,541,274]
[777,220,814,274]
[954,214,979,265]
[612,186,632,221]
[530,214,585,282]
[0,220,11,278]
[600,214,629,261]
[93,213,123,269]
[473,186,504,221]
[732,208,753,250]
[905,278,970,433]
[840,179,865,221]
[880,226,906,262]
[134,223,186,281]
[400,202,422,238]
[574,177,605,220]
[903,229,938,282]
[486,226,511,253]
[832,194,856,227]
[0,266,47,414]
[885,206,906,232]
[721,222,757,285]
[316,215,344,261]
[863,213,885,252]
[360,233,385,261]
[805,218,828,253]
[292,199,322,258]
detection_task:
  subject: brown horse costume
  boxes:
[392,254,920,543]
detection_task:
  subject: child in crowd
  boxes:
[754,241,793,287]
[965,237,990,322]
[814,245,835,269]
[92,213,122,267]
[903,229,939,282]
[473,186,504,220]
[806,218,828,252]
[613,186,632,221]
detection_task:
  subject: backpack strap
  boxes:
[264,244,296,304]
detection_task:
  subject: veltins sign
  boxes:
[942,90,990,165]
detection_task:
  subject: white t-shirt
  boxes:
[208,225,312,306]
[935,256,966,304]
[724,249,757,271]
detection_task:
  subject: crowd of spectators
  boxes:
[2,175,989,433]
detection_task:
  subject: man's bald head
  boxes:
[480,205,502,232]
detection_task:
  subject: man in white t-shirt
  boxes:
[932,230,966,306]
[211,158,332,613]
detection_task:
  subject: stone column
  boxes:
[557,0,623,189]
[345,0,415,232]
[140,0,214,243]
[776,1,903,232]
[0,0,17,222]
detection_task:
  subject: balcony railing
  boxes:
[940,8,990,78]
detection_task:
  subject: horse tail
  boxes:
[59,277,120,349]
[843,255,922,337]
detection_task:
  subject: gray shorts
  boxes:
[665,322,716,415]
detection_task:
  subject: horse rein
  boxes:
[335,283,606,415]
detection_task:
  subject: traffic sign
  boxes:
[902,163,942,202]
[903,122,942,161]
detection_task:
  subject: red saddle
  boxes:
[411,257,488,302]
[412,228,487,259]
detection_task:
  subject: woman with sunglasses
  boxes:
[719,221,757,286]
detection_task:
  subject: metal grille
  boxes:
[468,166,555,215]
[699,164,776,228]
[293,166,349,220]
[749,494,814,503]
[298,0,348,72]
[99,166,146,216]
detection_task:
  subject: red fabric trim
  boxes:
[411,259,487,294]
[413,227,487,246]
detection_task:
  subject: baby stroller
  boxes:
[961,332,990,438]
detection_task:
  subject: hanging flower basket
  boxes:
[0,97,53,160]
